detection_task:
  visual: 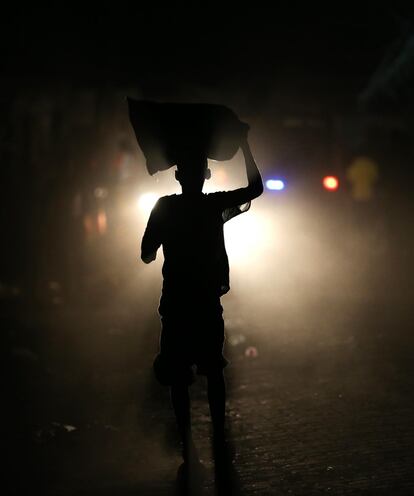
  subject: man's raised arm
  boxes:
[212,136,264,211]
[241,138,264,200]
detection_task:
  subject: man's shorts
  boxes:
[153,298,228,386]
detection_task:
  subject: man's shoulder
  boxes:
[156,194,179,207]
[205,191,231,201]
[159,194,178,201]
[205,190,244,206]
[148,195,178,219]
[206,190,227,196]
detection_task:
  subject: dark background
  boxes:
[2,4,414,297]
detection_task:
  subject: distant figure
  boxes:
[346,156,379,202]
[141,129,263,475]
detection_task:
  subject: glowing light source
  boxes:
[138,193,158,215]
[214,169,227,184]
[266,179,285,191]
[224,210,273,265]
[97,210,107,234]
[245,346,259,358]
[323,176,339,191]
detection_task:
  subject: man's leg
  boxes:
[208,369,237,489]
[207,370,226,439]
[170,383,198,463]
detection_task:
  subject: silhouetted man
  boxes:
[141,131,263,473]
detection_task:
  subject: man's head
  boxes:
[175,150,211,194]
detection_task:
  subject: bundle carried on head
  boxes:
[127,99,249,175]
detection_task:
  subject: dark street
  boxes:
[5,287,414,494]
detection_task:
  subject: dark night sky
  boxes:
[2,4,411,98]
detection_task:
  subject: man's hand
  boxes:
[141,250,157,264]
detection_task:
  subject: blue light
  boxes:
[266,179,285,191]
